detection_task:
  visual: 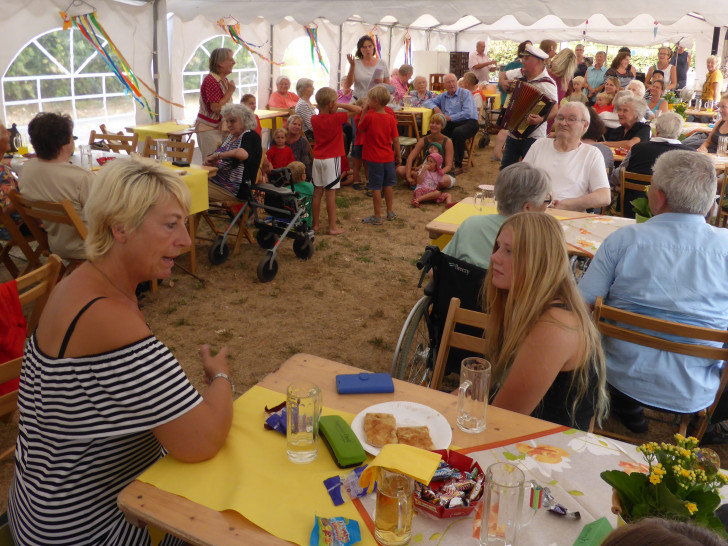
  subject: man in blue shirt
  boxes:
[585,51,607,105]
[579,150,728,433]
[423,73,478,174]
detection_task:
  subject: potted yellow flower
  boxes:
[601,434,728,538]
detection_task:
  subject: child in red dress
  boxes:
[266,128,296,169]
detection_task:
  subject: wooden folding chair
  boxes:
[0,254,61,460]
[463,104,485,169]
[142,136,195,163]
[429,74,445,93]
[0,208,43,278]
[89,129,138,154]
[591,296,728,443]
[8,190,87,275]
[618,170,651,217]
[714,171,728,228]
[430,297,488,391]
[395,112,420,163]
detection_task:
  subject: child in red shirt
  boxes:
[594,92,614,114]
[310,87,361,235]
[266,128,296,169]
[241,94,262,136]
[358,86,400,225]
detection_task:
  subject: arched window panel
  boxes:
[182,35,258,122]
[2,28,137,141]
[280,36,331,96]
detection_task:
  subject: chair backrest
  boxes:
[395,112,420,141]
[430,297,488,390]
[618,170,651,217]
[0,208,42,278]
[142,136,195,163]
[9,190,88,242]
[715,171,727,228]
[89,129,138,154]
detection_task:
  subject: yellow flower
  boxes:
[681,469,692,479]
[649,473,662,485]
[685,502,698,515]
[675,433,685,442]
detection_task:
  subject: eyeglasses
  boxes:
[543,193,553,205]
[555,115,585,124]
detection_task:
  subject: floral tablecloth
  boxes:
[560,215,635,257]
[354,428,728,545]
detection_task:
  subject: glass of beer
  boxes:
[286,381,321,463]
[374,468,414,546]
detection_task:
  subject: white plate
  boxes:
[350,401,453,456]
[477,184,495,191]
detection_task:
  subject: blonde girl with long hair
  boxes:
[483,212,608,429]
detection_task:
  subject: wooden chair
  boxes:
[89,129,138,154]
[714,171,728,228]
[618,170,651,217]
[8,190,87,275]
[0,254,61,460]
[142,136,195,163]
[430,297,488,391]
[591,296,728,443]
[395,112,420,162]
[429,74,445,93]
[0,208,43,278]
[463,103,485,169]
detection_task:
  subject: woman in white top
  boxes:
[345,35,389,100]
[645,47,678,91]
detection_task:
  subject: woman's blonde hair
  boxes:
[549,48,578,91]
[84,157,191,260]
[481,212,608,425]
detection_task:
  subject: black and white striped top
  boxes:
[8,334,202,545]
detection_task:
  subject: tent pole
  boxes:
[338,24,343,89]
[269,24,274,106]
[152,0,159,119]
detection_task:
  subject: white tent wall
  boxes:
[0,0,160,127]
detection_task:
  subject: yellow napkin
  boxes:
[358,444,442,492]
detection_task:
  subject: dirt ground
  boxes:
[1,140,727,515]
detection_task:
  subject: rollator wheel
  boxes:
[257,252,279,282]
[293,237,314,260]
[256,230,277,249]
[208,236,229,266]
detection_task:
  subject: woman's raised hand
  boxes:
[347,54,355,67]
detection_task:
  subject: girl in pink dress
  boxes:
[411,152,453,208]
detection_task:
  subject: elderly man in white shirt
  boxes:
[469,41,497,83]
[523,102,611,211]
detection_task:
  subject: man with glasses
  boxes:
[579,150,728,437]
[522,102,610,211]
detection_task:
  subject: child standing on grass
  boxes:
[266,128,296,169]
[411,152,453,208]
[358,86,400,225]
[310,87,361,235]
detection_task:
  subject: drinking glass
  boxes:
[474,191,484,211]
[718,136,728,157]
[286,381,321,463]
[78,144,93,170]
[479,462,537,546]
[374,468,414,546]
[457,357,490,433]
[155,139,168,163]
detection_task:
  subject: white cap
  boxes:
[523,44,549,61]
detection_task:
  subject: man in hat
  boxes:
[498,44,558,170]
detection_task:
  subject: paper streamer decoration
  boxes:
[305,24,328,74]
[404,30,412,65]
[368,26,382,59]
[584,19,588,40]
[60,10,183,119]
[218,19,284,67]
[654,20,658,39]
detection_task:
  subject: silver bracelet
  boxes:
[210,372,235,394]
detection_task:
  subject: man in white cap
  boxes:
[498,44,558,170]
[469,40,497,83]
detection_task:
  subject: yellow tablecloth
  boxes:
[163,163,209,215]
[129,122,191,142]
[402,107,433,135]
[138,385,377,546]
[428,201,498,248]
[256,109,288,130]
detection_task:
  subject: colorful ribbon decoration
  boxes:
[654,20,659,39]
[368,26,382,59]
[403,30,412,65]
[218,19,284,67]
[60,10,183,119]
[305,24,328,74]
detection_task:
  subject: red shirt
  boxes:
[254,115,262,136]
[594,103,614,114]
[359,111,398,163]
[266,145,296,169]
[311,112,349,160]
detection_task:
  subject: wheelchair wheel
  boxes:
[570,255,592,282]
[293,237,314,260]
[208,236,229,266]
[256,230,277,250]
[257,252,278,282]
[391,296,434,386]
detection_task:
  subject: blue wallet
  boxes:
[336,372,394,394]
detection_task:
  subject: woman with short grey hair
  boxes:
[195,47,236,159]
[204,103,262,201]
[294,78,316,139]
[442,162,551,269]
[605,95,650,149]
[268,75,298,109]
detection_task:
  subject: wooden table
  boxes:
[125,121,193,143]
[256,109,290,130]
[117,353,559,545]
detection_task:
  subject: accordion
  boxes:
[499,80,555,139]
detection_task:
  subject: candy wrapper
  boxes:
[323,465,372,506]
[414,449,484,518]
[264,401,287,434]
[310,515,361,546]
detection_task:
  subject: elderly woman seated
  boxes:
[407,76,437,107]
[204,103,262,202]
[17,112,94,260]
[442,162,551,269]
[604,95,651,149]
[267,75,299,109]
[8,157,234,543]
